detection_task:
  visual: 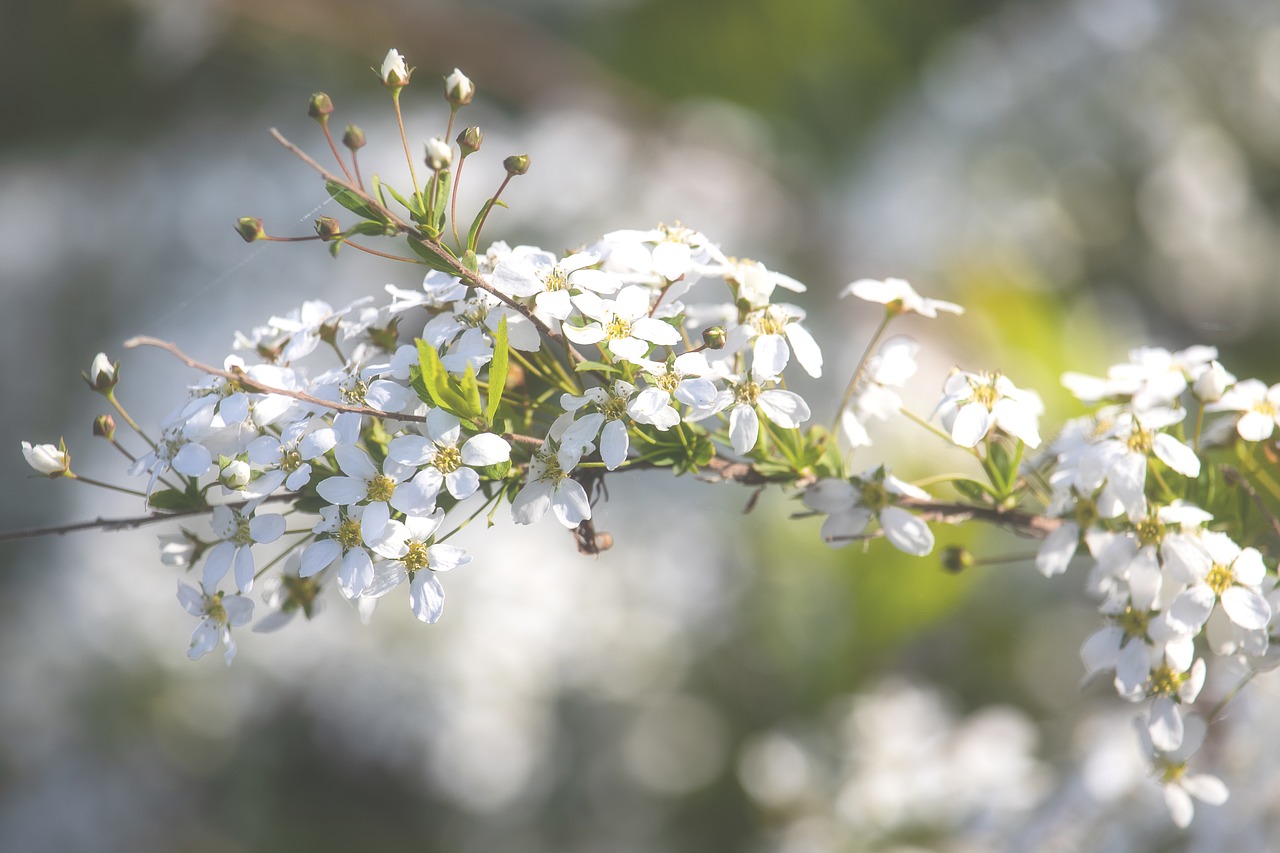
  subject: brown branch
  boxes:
[268,129,583,363]
[0,495,295,542]
[123,336,427,424]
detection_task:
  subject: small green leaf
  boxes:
[348,220,391,238]
[407,238,461,274]
[477,460,511,481]
[148,488,206,512]
[461,250,479,273]
[458,364,484,418]
[573,359,622,376]
[431,169,451,234]
[325,180,386,223]
[467,197,508,253]
[486,316,510,426]
[953,478,995,503]
[384,183,419,218]
[416,339,477,417]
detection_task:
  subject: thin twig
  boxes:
[1221,464,1280,541]
[0,494,294,542]
[123,336,427,424]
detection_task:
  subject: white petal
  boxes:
[551,479,592,528]
[757,390,810,429]
[409,572,446,623]
[188,621,219,660]
[949,403,991,448]
[316,476,368,506]
[1236,410,1275,442]
[1149,697,1184,752]
[176,581,205,616]
[362,500,390,542]
[1221,586,1272,630]
[334,445,377,479]
[751,334,789,380]
[1163,785,1195,829]
[299,539,341,578]
[730,405,759,453]
[201,541,235,590]
[1080,625,1123,673]
[338,548,375,599]
[631,317,681,345]
[600,419,630,470]
[1153,434,1201,478]
[879,506,934,556]
[511,481,552,525]
[1168,586,1215,632]
[784,323,823,378]
[1036,522,1079,577]
[172,443,213,477]
[461,433,512,466]
[1181,774,1228,806]
[426,544,471,572]
[233,546,255,593]
[387,435,432,466]
[249,513,286,544]
[819,509,874,548]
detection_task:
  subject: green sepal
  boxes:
[325,180,387,223]
[467,198,508,253]
[148,487,207,513]
[485,316,510,427]
[477,460,512,481]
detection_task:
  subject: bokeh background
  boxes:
[4,0,1280,850]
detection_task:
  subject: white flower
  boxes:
[839,336,918,449]
[201,501,287,594]
[491,247,620,323]
[1133,714,1228,828]
[1062,345,1217,411]
[424,137,452,171]
[21,440,69,477]
[299,504,382,599]
[177,580,253,665]
[1079,409,1201,520]
[386,408,512,501]
[738,303,823,380]
[598,224,730,290]
[724,258,805,309]
[246,418,338,493]
[841,277,963,318]
[365,512,470,623]
[934,370,1043,449]
[511,441,592,528]
[1190,360,1235,403]
[315,446,430,542]
[628,352,719,414]
[380,49,410,87]
[84,352,117,390]
[802,469,935,556]
[1210,378,1280,441]
[689,378,810,455]
[563,285,682,360]
[559,380,674,470]
[1166,531,1272,648]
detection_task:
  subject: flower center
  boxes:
[431,444,463,474]
[1158,762,1188,786]
[206,593,228,626]
[1206,563,1235,597]
[605,317,633,340]
[544,268,569,292]
[337,516,363,549]
[1119,605,1149,639]
[1127,426,1153,455]
[859,481,890,512]
[342,379,368,405]
[366,474,396,503]
[1135,518,1164,548]
[459,298,488,329]
[403,541,430,573]
[654,371,680,394]
[1072,496,1099,530]
[230,514,253,546]
[1147,664,1185,698]
[734,381,762,406]
[602,395,629,422]
[1251,399,1277,418]
[280,447,304,473]
[535,448,567,483]
[752,308,786,337]
[968,374,998,410]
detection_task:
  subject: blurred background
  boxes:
[4,0,1280,850]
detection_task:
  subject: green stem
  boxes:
[107,392,156,450]
[392,89,421,199]
[68,473,148,498]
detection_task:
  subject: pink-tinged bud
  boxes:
[235,217,265,243]
[307,92,334,120]
[93,414,116,440]
[424,137,453,172]
[503,154,530,176]
[343,124,366,151]
[314,216,342,242]
[82,352,119,393]
[443,68,474,105]
[380,49,411,88]
[22,440,70,477]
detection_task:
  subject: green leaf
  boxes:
[416,339,478,418]
[458,364,483,419]
[328,239,343,258]
[348,220,392,238]
[986,440,1013,497]
[325,180,386,223]
[477,460,511,481]
[486,316,510,426]
[383,182,419,218]
[148,488,206,512]
[407,237,461,274]
[461,250,479,273]
[431,169,452,234]
[953,478,995,503]
[574,359,622,376]
[467,197,508,253]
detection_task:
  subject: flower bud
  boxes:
[701,326,727,350]
[219,458,251,491]
[444,68,475,105]
[82,352,119,393]
[342,124,366,151]
[93,414,116,440]
[424,137,453,172]
[380,49,411,88]
[941,545,973,574]
[22,440,70,477]
[307,92,334,120]
[234,217,265,243]
[314,216,342,242]
[503,154,530,176]
[457,126,483,156]
[1192,360,1235,403]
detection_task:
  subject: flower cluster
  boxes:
[15,49,1280,830]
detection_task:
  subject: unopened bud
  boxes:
[82,352,119,393]
[457,126,483,156]
[342,124,366,151]
[22,440,70,478]
[503,154,530,177]
[1192,360,1235,403]
[234,217,265,243]
[380,49,411,88]
[701,326,727,350]
[444,68,475,105]
[220,458,251,491]
[314,216,342,242]
[941,545,973,574]
[424,137,453,171]
[93,414,116,441]
[308,92,334,120]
